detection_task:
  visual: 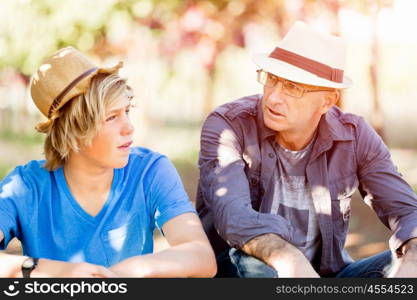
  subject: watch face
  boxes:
[22,259,34,269]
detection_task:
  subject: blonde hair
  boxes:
[36,73,133,171]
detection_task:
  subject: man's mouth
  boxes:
[267,107,285,117]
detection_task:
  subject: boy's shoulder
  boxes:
[126,147,167,169]
[128,146,163,160]
[11,159,49,180]
[0,159,50,198]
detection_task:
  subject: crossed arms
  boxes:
[0,212,217,278]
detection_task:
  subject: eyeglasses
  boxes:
[256,69,334,98]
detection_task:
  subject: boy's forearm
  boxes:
[0,253,28,277]
[110,241,217,278]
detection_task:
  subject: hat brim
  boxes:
[50,61,124,117]
[96,61,123,75]
[253,53,352,89]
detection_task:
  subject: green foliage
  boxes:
[0,163,13,181]
[0,129,44,147]
[0,0,134,74]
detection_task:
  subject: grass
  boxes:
[0,129,44,181]
[0,129,44,147]
[171,148,200,202]
[0,163,14,181]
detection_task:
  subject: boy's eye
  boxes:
[106,115,116,122]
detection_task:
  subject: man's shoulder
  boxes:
[211,94,261,121]
[325,106,378,144]
[328,106,364,126]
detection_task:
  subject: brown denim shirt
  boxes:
[196,94,417,275]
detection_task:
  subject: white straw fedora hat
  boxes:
[253,21,352,89]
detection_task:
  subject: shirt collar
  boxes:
[317,108,355,142]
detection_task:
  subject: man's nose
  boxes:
[268,81,286,104]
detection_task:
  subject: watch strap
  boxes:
[22,257,39,278]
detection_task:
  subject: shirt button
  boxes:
[268,153,274,159]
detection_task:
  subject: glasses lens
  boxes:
[266,73,279,88]
[283,81,304,98]
[257,70,267,85]
[257,71,305,98]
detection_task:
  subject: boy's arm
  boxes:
[0,230,116,278]
[109,213,217,277]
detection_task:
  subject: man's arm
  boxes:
[386,238,417,278]
[199,111,319,276]
[356,117,417,258]
[109,213,217,277]
[198,112,294,254]
[241,233,319,278]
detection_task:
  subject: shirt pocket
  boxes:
[100,213,145,266]
[330,174,359,239]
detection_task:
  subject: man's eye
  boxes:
[125,109,130,115]
[285,82,302,93]
[268,74,278,85]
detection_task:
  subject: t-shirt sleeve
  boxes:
[0,167,28,250]
[144,156,196,231]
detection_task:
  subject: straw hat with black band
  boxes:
[30,46,123,119]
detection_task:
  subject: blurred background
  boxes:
[1,0,417,260]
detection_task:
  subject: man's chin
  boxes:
[264,118,289,132]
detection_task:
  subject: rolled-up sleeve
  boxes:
[356,117,417,256]
[198,112,294,250]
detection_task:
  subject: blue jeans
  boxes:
[215,248,392,278]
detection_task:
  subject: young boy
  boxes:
[0,47,216,278]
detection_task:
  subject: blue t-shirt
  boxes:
[0,147,195,267]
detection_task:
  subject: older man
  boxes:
[196,21,417,278]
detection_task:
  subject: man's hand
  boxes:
[33,259,118,278]
[386,238,417,278]
[241,233,320,278]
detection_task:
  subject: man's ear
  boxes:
[321,90,339,113]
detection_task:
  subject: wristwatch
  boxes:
[21,257,39,278]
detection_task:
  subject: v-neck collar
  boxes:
[55,167,120,225]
